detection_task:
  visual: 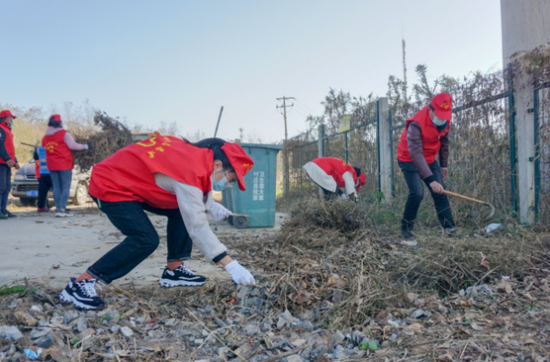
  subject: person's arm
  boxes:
[64,132,87,151]
[0,127,12,163]
[342,171,357,197]
[33,148,39,161]
[407,122,436,183]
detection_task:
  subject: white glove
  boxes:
[341,194,348,200]
[224,260,255,285]
[209,202,231,221]
[84,144,89,150]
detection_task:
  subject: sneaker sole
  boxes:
[159,279,206,288]
[59,289,104,310]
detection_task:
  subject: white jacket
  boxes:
[153,173,227,262]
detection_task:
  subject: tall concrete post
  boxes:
[377,98,393,202]
[318,124,325,198]
[501,0,550,223]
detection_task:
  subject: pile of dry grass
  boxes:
[73,111,133,171]
[277,199,368,248]
[228,198,550,328]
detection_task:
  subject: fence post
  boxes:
[318,124,325,198]
[377,98,393,203]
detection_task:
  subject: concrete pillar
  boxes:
[318,124,325,198]
[501,0,550,223]
[377,98,393,202]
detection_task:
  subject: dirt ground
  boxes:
[2,198,550,361]
[1,198,288,290]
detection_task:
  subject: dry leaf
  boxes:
[438,351,455,361]
[524,338,536,345]
[408,323,423,330]
[470,321,483,331]
[496,280,513,294]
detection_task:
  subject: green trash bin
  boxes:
[222,143,282,228]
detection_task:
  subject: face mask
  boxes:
[213,176,229,191]
[432,114,447,127]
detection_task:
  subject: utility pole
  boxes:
[402,38,408,101]
[276,96,294,198]
[239,127,244,141]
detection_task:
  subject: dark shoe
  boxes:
[444,228,456,237]
[5,211,16,218]
[401,230,416,240]
[37,208,48,213]
[59,278,105,310]
[0,213,7,220]
[159,263,206,287]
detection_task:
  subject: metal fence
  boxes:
[284,70,550,222]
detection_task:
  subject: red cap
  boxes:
[50,114,62,122]
[430,93,453,121]
[356,173,366,193]
[0,110,16,119]
[221,143,254,191]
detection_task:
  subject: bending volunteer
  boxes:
[303,157,366,201]
[60,135,255,310]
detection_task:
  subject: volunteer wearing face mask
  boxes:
[396,93,456,240]
[302,157,366,201]
[59,135,255,310]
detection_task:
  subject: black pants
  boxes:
[0,165,11,214]
[87,198,193,284]
[399,160,455,232]
[38,174,53,209]
[322,187,343,201]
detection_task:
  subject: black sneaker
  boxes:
[59,278,105,310]
[5,211,16,218]
[401,230,416,240]
[0,213,7,220]
[159,263,206,287]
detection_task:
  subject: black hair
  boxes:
[0,117,6,123]
[189,137,233,171]
[353,167,362,177]
[429,104,435,112]
[48,117,63,128]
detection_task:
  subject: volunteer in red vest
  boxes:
[303,157,366,201]
[41,114,88,217]
[33,145,53,212]
[0,110,20,219]
[396,92,455,240]
[60,136,256,310]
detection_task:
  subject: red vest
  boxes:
[396,106,450,164]
[35,161,40,178]
[88,135,213,209]
[312,157,359,188]
[42,130,74,171]
[0,122,15,165]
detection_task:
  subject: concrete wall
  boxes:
[501,0,550,223]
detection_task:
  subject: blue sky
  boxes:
[1,1,502,142]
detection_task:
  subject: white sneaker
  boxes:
[65,211,74,217]
[55,212,66,218]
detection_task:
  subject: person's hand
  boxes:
[14,163,20,170]
[441,167,449,179]
[6,159,15,168]
[209,202,231,221]
[224,260,255,285]
[430,181,444,194]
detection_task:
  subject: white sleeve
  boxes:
[154,173,227,262]
[342,171,357,197]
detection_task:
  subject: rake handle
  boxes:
[443,190,487,205]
